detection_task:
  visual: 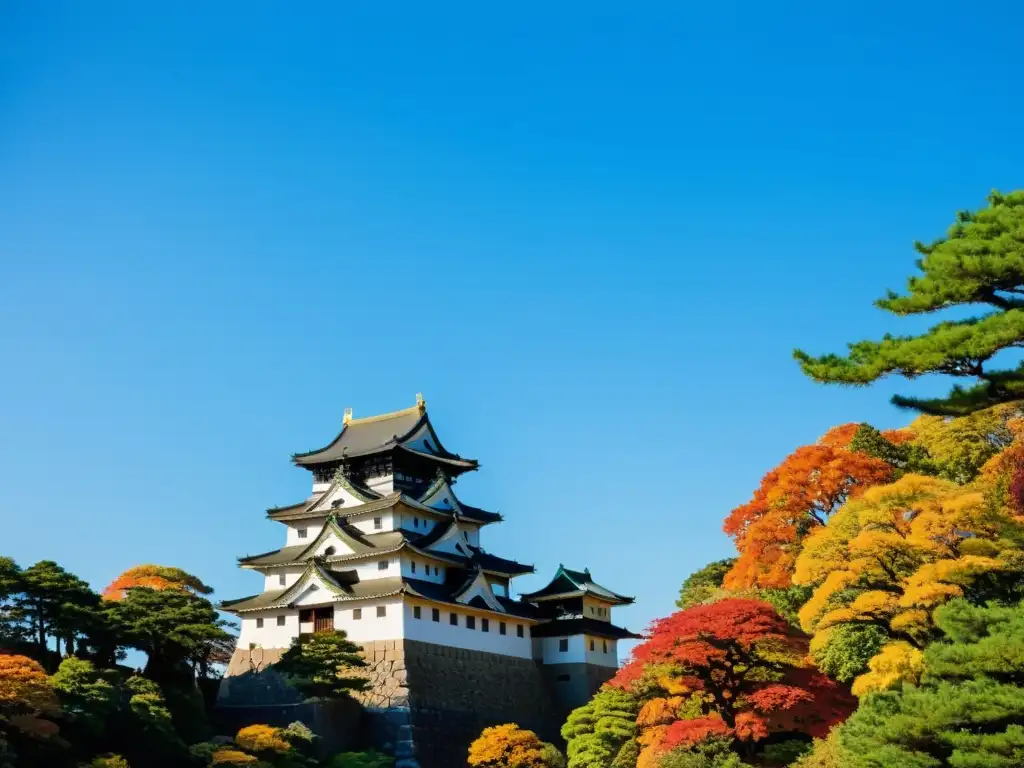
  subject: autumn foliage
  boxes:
[0,652,61,740]
[234,724,292,754]
[610,599,854,767]
[468,724,564,768]
[101,564,213,601]
[792,473,1021,694]
[723,425,893,589]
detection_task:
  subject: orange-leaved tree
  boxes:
[468,724,564,768]
[101,565,213,601]
[723,424,894,589]
[609,599,854,767]
[0,652,60,740]
[793,473,1023,695]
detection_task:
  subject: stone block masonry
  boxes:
[220,639,577,768]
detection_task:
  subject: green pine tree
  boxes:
[108,585,231,685]
[561,687,639,768]
[795,190,1024,415]
[838,598,1024,767]
[14,560,99,665]
[676,560,734,609]
[275,630,369,699]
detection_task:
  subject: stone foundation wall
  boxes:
[539,663,617,722]
[218,639,607,768]
[401,639,558,768]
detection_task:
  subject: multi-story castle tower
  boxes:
[219,396,638,767]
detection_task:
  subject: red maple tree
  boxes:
[611,599,853,761]
[722,424,892,588]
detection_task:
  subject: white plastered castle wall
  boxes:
[537,634,588,664]
[402,599,532,658]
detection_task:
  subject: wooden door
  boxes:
[313,607,334,633]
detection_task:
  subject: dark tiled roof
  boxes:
[292,405,426,465]
[222,564,539,621]
[469,549,534,576]
[237,518,528,578]
[291,402,478,471]
[520,565,634,604]
[267,492,496,526]
[530,617,642,640]
[220,588,289,611]
[237,545,308,566]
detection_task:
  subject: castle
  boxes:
[219,396,638,766]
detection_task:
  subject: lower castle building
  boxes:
[218,396,639,767]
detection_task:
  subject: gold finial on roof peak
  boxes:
[416,392,426,411]
[343,407,353,425]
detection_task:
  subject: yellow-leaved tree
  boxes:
[468,724,565,768]
[793,474,1022,695]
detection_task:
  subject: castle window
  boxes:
[324,546,336,556]
[278,574,286,586]
[378,560,389,570]
[277,615,286,627]
[413,606,421,619]
[557,674,570,682]
[414,517,419,528]
[374,517,383,530]
[432,608,440,622]
[499,622,507,635]
[467,616,476,630]
[377,606,386,618]
[353,609,362,620]
[603,641,608,653]
[450,613,458,626]
[590,639,595,651]
[297,528,308,539]
[256,618,264,629]
[481,618,489,633]
[558,639,568,653]
[411,562,417,573]
[517,625,524,638]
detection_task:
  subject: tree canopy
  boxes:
[561,687,640,768]
[101,565,214,602]
[793,473,1023,693]
[609,599,853,767]
[723,425,892,589]
[274,631,368,699]
[795,190,1024,416]
[468,724,565,768]
[837,599,1024,767]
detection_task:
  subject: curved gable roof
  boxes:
[292,404,426,466]
[519,565,634,604]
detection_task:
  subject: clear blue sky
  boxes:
[1,2,1022,643]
